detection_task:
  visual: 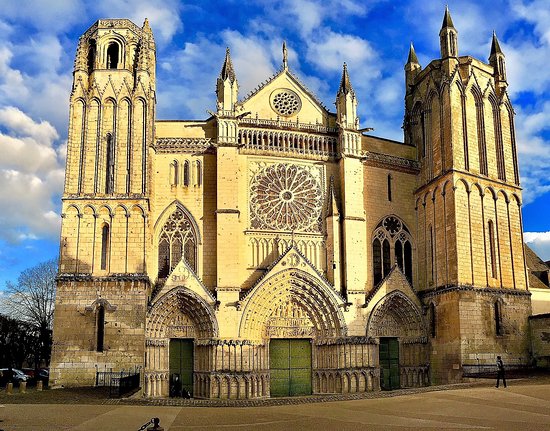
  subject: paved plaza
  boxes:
[1,380,550,430]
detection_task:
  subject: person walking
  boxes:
[496,355,506,388]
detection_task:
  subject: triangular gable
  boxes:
[243,245,345,304]
[363,265,422,315]
[238,69,334,126]
[151,258,215,307]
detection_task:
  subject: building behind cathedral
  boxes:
[51,9,545,398]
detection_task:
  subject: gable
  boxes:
[239,70,334,127]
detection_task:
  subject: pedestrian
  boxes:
[496,355,506,388]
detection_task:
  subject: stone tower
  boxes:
[51,19,156,384]
[404,8,530,382]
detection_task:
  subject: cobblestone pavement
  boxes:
[1,377,550,430]
[0,380,550,431]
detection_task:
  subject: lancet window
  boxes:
[96,305,105,352]
[106,42,119,69]
[372,215,413,285]
[157,208,197,278]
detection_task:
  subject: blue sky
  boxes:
[0,0,549,288]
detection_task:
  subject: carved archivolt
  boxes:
[367,291,426,341]
[239,269,346,340]
[249,163,323,232]
[147,286,218,339]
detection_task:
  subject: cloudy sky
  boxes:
[0,0,549,287]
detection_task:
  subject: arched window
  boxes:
[499,58,506,80]
[183,160,190,186]
[383,239,391,277]
[196,161,202,186]
[450,33,456,56]
[420,111,426,158]
[100,224,109,271]
[430,302,436,338]
[107,43,119,69]
[96,305,105,352]
[170,160,179,186]
[488,220,497,278]
[429,225,434,283]
[387,174,392,202]
[87,39,96,74]
[372,215,413,286]
[473,91,488,176]
[373,238,382,285]
[157,208,198,278]
[494,300,503,335]
[404,240,413,282]
[105,133,115,194]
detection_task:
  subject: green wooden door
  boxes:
[169,339,193,397]
[379,337,400,390]
[270,339,312,397]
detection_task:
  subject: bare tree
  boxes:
[3,259,57,366]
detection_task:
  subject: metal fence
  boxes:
[95,366,141,397]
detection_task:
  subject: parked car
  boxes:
[0,368,28,386]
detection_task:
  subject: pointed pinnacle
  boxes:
[142,18,152,33]
[220,47,236,83]
[407,42,419,64]
[490,31,504,56]
[441,5,455,29]
[338,62,354,95]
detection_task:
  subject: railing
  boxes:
[95,366,141,397]
[238,117,338,134]
[238,127,338,159]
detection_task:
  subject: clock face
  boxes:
[383,216,402,235]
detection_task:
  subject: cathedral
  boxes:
[51,8,535,398]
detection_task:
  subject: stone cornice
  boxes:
[152,138,213,153]
[362,151,419,174]
[57,273,151,283]
[419,284,531,299]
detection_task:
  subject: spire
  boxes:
[441,5,455,29]
[142,18,152,34]
[142,18,155,44]
[439,6,458,59]
[338,63,354,96]
[219,47,236,83]
[407,42,419,65]
[283,41,288,70]
[490,31,503,57]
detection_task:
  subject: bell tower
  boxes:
[405,8,530,383]
[60,18,155,275]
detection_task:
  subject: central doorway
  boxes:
[169,339,193,397]
[269,338,312,397]
[379,337,400,390]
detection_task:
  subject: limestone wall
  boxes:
[530,314,550,368]
[50,278,148,387]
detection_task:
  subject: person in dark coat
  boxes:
[496,356,506,388]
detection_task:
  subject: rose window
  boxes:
[250,164,322,231]
[271,89,302,117]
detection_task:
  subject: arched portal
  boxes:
[145,287,218,398]
[239,269,346,340]
[239,269,346,397]
[367,291,428,390]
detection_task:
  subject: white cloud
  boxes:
[514,102,550,204]
[525,232,550,261]
[92,0,183,43]
[0,109,64,243]
[0,0,84,33]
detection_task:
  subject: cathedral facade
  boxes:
[51,9,533,398]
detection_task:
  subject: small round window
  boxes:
[270,89,302,117]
